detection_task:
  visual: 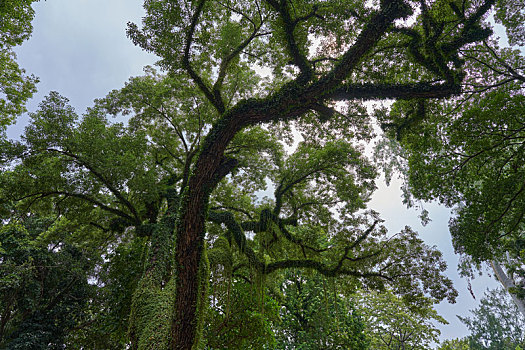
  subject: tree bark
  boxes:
[491,259,525,317]
[170,130,243,349]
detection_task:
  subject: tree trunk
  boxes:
[170,126,241,349]
[171,211,207,350]
[491,259,525,317]
[129,221,175,350]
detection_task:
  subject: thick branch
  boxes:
[266,0,313,81]
[311,0,412,92]
[211,210,383,279]
[329,82,461,101]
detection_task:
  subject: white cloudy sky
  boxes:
[9,0,501,343]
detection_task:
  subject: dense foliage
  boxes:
[274,272,368,349]
[0,0,38,129]
[459,288,525,349]
[0,218,92,349]
[358,289,446,349]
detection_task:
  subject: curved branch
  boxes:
[182,0,225,113]
[210,209,383,279]
[265,0,313,82]
[212,5,269,97]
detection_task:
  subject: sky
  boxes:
[8,0,501,344]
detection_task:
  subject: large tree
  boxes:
[126,1,494,347]
[0,0,501,348]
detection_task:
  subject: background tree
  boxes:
[438,338,470,350]
[374,0,525,314]
[357,289,446,349]
[0,0,38,129]
[377,57,525,315]
[458,288,525,349]
[273,271,369,349]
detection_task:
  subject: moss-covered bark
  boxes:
[129,214,177,350]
